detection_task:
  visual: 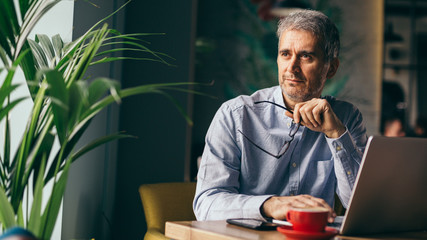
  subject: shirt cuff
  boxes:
[325,130,359,184]
[325,130,359,156]
[243,195,274,220]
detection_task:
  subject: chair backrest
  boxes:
[139,182,197,234]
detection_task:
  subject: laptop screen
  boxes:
[339,136,427,235]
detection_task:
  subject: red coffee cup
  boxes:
[286,207,329,232]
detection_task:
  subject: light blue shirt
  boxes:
[193,86,368,220]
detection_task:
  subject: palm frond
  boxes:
[0,186,16,229]
[0,1,199,238]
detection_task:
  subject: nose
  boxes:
[286,55,300,73]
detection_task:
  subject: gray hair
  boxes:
[277,10,340,62]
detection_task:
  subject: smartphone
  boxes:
[226,218,279,230]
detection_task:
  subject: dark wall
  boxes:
[112,1,197,239]
[417,34,427,118]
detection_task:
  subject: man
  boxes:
[193,10,367,223]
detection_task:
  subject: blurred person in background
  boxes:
[412,116,427,138]
[382,116,406,137]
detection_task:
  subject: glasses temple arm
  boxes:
[254,101,294,114]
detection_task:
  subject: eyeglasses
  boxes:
[237,101,300,159]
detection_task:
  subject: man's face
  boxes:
[277,30,337,104]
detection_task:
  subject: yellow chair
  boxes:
[139,182,197,240]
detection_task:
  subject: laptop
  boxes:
[334,136,427,235]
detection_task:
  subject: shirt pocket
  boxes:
[239,134,291,186]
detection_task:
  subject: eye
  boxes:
[301,53,311,59]
[279,49,291,58]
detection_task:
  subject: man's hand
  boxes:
[285,98,346,138]
[261,195,336,223]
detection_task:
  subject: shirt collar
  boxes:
[273,86,285,106]
[272,86,295,122]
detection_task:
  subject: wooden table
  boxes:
[165,220,427,240]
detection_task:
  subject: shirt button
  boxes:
[347,171,351,175]
[292,162,297,168]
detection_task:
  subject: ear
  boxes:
[326,58,339,79]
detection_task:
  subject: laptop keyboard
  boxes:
[327,216,344,230]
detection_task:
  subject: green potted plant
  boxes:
[0,0,193,239]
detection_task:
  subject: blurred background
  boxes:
[50,0,427,239]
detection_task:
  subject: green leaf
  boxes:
[17,203,24,227]
[95,47,174,61]
[40,159,71,239]
[16,1,59,59]
[19,0,34,20]
[0,47,10,67]
[9,81,48,212]
[19,43,38,95]
[90,56,167,66]
[0,49,31,106]
[67,81,86,130]
[0,83,21,109]
[35,34,55,65]
[0,0,20,58]
[88,78,121,105]
[52,34,64,59]
[29,132,55,192]
[101,39,173,65]
[45,119,91,184]
[12,1,60,90]
[2,115,11,186]
[68,24,110,85]
[44,69,69,144]
[0,186,17,228]
[28,154,46,235]
[28,38,49,68]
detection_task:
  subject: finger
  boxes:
[292,195,320,207]
[312,105,323,126]
[297,195,326,207]
[307,197,336,222]
[297,195,335,211]
[305,100,324,127]
[315,99,335,127]
[293,104,302,123]
[289,200,310,209]
[284,110,293,119]
[288,197,336,223]
[329,212,337,223]
[301,106,319,128]
[299,110,313,128]
[308,196,332,209]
